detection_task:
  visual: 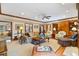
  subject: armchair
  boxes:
[55,31,66,39]
[58,33,78,47]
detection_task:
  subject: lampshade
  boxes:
[71,27,77,31]
[20,26,23,30]
[53,27,56,31]
[74,22,78,25]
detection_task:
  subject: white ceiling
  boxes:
[1,3,77,22]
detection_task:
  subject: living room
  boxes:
[0,3,79,56]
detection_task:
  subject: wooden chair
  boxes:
[0,40,7,56]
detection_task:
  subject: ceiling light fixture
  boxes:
[42,16,51,20]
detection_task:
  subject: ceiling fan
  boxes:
[42,16,51,20]
[37,13,51,20]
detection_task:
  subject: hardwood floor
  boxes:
[55,46,66,56]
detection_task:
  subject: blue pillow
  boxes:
[71,34,78,39]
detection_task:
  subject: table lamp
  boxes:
[20,26,23,36]
[71,27,77,32]
[53,27,56,31]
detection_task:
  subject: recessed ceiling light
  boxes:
[21,12,24,15]
[61,3,65,5]
[66,10,69,13]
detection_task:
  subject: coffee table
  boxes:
[32,46,57,56]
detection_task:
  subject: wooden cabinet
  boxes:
[58,21,69,36]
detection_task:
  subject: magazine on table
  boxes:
[37,46,52,52]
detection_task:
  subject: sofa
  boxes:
[31,38,45,45]
[58,33,78,47]
[31,34,45,45]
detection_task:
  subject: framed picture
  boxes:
[34,24,39,28]
[33,24,39,32]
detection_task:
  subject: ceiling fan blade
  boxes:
[46,16,51,19]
